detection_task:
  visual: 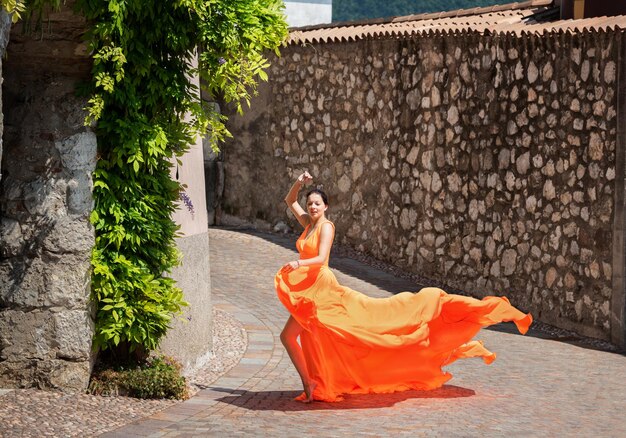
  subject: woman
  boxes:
[276,172,532,403]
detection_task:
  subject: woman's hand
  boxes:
[282,260,301,272]
[297,171,313,186]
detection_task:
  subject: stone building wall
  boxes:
[0,9,10,182]
[0,4,215,389]
[222,29,625,345]
[0,6,96,390]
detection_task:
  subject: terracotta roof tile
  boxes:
[287,0,626,45]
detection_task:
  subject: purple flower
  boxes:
[218,57,226,65]
[179,191,195,216]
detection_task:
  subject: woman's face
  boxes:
[307,193,327,220]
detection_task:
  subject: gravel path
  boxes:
[189,308,247,394]
[0,307,247,438]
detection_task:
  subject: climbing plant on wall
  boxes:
[1,0,60,22]
[1,0,26,21]
[71,0,288,355]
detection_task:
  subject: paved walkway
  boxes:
[103,228,626,437]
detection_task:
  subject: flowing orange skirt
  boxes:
[275,265,532,402]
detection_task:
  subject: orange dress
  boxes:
[275,220,532,402]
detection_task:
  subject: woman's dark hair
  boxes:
[306,188,329,206]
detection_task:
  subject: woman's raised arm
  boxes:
[284,172,313,228]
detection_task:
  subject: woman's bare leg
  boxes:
[280,316,317,402]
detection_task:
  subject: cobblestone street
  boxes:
[101,227,626,437]
[1,227,624,437]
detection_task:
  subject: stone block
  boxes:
[0,259,45,307]
[67,174,95,215]
[0,217,24,257]
[47,359,92,392]
[0,310,55,360]
[22,177,68,218]
[0,360,37,389]
[0,254,91,309]
[56,132,98,172]
[0,357,92,392]
[53,310,94,360]
[42,216,94,254]
[0,11,9,55]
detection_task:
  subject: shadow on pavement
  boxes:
[485,322,625,355]
[209,385,475,411]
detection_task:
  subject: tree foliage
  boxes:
[1,0,60,23]
[1,0,26,22]
[75,0,288,354]
[333,0,505,22]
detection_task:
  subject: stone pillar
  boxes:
[204,143,224,226]
[0,5,96,391]
[202,101,224,226]
[158,55,213,375]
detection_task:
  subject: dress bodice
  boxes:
[296,220,334,265]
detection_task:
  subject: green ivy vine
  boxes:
[72,0,288,354]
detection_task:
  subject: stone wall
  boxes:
[0,6,96,390]
[221,29,626,345]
